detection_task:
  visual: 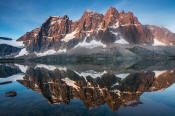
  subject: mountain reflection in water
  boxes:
[12,64,175,111]
[1,63,175,116]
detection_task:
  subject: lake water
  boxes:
[0,62,175,116]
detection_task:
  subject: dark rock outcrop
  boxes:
[5,91,17,97]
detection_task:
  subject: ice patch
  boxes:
[61,29,78,42]
[0,39,24,48]
[153,39,166,46]
[15,48,29,57]
[116,73,130,79]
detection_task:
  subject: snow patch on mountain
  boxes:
[15,48,29,57]
[75,39,106,49]
[153,70,167,78]
[153,39,166,46]
[111,31,129,44]
[115,38,129,44]
[36,49,66,57]
[122,24,139,27]
[51,19,61,25]
[97,23,104,31]
[112,82,119,86]
[61,29,78,42]
[0,39,24,48]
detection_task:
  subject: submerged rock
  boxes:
[5,91,17,97]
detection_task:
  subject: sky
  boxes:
[0,0,175,39]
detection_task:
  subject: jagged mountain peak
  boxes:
[14,7,175,57]
[81,9,102,19]
[105,7,119,16]
[85,9,96,13]
[120,10,125,15]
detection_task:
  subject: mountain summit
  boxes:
[10,7,175,57]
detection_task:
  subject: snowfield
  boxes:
[15,48,29,57]
[153,39,166,46]
[35,49,67,57]
[61,29,78,42]
[75,39,106,49]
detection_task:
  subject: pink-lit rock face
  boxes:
[17,7,175,53]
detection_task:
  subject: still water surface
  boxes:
[0,63,175,116]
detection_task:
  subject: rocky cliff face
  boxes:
[17,7,175,56]
[146,25,175,45]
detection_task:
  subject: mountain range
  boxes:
[1,7,175,58]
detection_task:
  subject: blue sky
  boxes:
[0,0,175,39]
